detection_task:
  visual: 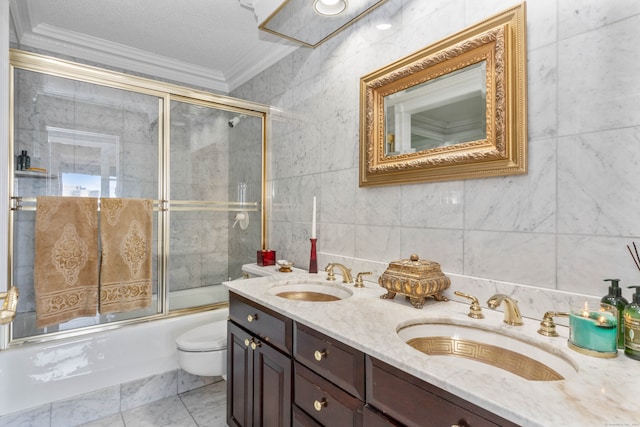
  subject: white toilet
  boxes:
[176,320,227,378]
[176,263,289,377]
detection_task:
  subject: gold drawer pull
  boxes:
[247,314,258,322]
[314,350,327,361]
[250,340,261,350]
[244,338,250,347]
[313,398,327,412]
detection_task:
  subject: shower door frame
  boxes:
[3,49,270,349]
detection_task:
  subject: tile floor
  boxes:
[78,381,227,427]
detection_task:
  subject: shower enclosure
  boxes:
[6,50,267,345]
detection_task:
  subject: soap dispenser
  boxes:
[602,279,628,348]
[624,286,640,360]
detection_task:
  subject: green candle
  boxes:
[569,305,617,353]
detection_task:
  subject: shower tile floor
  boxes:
[79,381,227,427]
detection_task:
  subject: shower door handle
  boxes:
[0,286,19,325]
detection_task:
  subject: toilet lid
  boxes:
[176,321,227,352]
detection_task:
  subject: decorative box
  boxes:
[379,253,450,309]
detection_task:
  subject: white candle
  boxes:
[311,196,317,239]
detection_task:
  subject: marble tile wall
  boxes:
[232,0,640,303]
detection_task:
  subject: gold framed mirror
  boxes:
[359,3,527,186]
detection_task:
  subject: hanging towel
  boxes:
[34,197,99,328]
[99,198,153,314]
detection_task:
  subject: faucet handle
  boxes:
[454,291,484,319]
[324,264,336,281]
[537,311,569,337]
[354,272,372,288]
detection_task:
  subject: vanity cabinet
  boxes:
[227,292,519,427]
[227,293,293,427]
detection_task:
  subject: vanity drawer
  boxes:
[293,404,322,427]
[229,292,292,354]
[294,362,363,427]
[366,356,519,427]
[363,405,403,427]
[294,322,365,399]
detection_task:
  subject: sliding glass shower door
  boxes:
[8,50,266,344]
[167,99,262,311]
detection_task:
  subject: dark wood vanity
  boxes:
[227,292,520,427]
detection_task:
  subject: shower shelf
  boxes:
[15,170,58,179]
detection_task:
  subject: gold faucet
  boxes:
[324,263,353,283]
[487,294,523,326]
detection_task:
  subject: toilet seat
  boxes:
[176,321,226,352]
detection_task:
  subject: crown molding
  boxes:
[9,0,298,93]
[18,23,232,92]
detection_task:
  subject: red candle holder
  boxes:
[309,238,318,273]
[257,250,276,266]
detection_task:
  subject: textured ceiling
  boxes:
[9,0,299,93]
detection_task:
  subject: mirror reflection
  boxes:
[384,62,487,156]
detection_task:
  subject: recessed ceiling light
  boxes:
[313,0,348,16]
[376,23,392,30]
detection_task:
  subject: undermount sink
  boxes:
[397,321,577,381]
[268,280,353,302]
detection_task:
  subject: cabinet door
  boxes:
[252,337,292,427]
[228,321,253,427]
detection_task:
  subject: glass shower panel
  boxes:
[11,68,162,339]
[168,100,262,311]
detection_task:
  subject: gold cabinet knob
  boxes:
[250,340,261,350]
[314,350,327,361]
[244,338,250,347]
[313,398,327,412]
[247,314,258,322]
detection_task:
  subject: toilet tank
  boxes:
[241,263,306,278]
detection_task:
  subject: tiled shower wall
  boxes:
[232,0,640,300]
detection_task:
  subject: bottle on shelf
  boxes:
[16,150,25,170]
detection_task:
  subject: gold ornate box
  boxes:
[379,254,450,308]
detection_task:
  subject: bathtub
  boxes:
[0,307,228,416]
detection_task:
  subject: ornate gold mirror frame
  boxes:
[359,3,527,186]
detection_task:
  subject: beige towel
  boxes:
[99,198,153,314]
[35,197,99,328]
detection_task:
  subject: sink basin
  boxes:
[397,322,577,381]
[268,280,353,302]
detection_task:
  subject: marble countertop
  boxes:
[224,272,638,426]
